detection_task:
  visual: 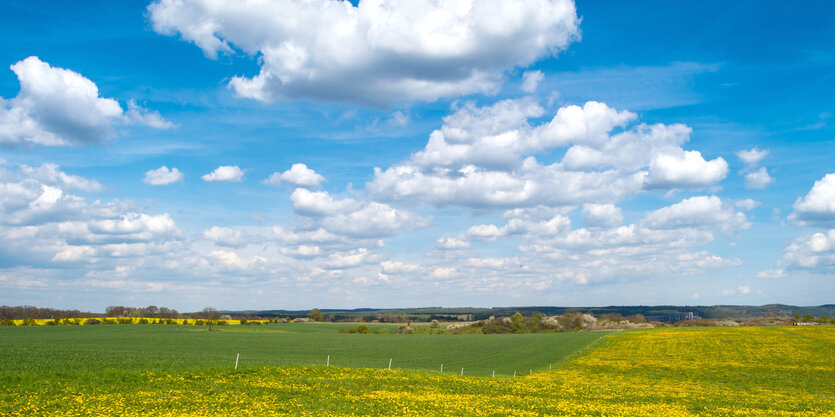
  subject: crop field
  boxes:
[1,325,833,416]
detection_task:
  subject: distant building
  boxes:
[645,312,698,323]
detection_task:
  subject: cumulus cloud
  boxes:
[202,226,247,248]
[521,70,544,93]
[735,199,761,211]
[736,147,773,189]
[642,196,749,233]
[263,163,324,187]
[645,150,728,189]
[202,165,245,183]
[436,237,471,250]
[582,204,623,228]
[432,196,747,285]
[18,163,104,193]
[744,167,774,189]
[0,163,181,269]
[756,269,786,279]
[143,166,184,186]
[737,148,768,166]
[789,173,835,226]
[148,0,580,106]
[380,260,420,274]
[290,188,428,239]
[721,286,751,296]
[779,230,835,272]
[125,99,176,129]
[370,99,730,210]
[290,189,361,217]
[0,56,172,146]
[325,248,377,269]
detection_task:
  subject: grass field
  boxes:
[0,322,607,379]
[1,325,833,416]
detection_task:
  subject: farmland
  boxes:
[1,324,833,416]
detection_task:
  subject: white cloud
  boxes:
[280,245,322,259]
[148,0,580,106]
[582,204,623,228]
[779,230,835,272]
[370,99,729,210]
[467,224,508,241]
[789,173,835,226]
[756,269,786,279]
[436,237,471,250]
[19,163,104,193]
[736,148,773,189]
[263,163,324,187]
[737,148,768,165]
[125,99,176,129]
[321,201,429,238]
[210,250,265,271]
[642,196,748,233]
[325,248,377,269]
[645,150,728,189]
[735,199,761,211]
[202,165,245,183]
[290,189,360,217]
[202,226,247,248]
[521,70,544,93]
[380,260,420,274]
[738,285,751,294]
[467,257,511,268]
[290,188,427,239]
[0,56,171,146]
[744,167,774,189]
[429,267,457,279]
[143,166,184,186]
[0,163,182,269]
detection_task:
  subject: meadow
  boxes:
[0,324,832,416]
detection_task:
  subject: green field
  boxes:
[0,323,608,381]
[2,325,832,416]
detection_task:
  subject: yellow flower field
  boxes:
[7,317,269,326]
[2,326,833,416]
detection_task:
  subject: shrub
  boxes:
[84,318,102,325]
[430,319,440,328]
[138,318,149,324]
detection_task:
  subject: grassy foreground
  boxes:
[0,323,606,379]
[1,325,833,416]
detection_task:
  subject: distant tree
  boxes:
[309,308,324,322]
[202,307,221,330]
[106,306,125,317]
[143,305,159,317]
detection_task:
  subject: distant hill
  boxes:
[223,304,835,322]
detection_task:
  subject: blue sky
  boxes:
[0,0,833,312]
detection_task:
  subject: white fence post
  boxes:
[327,355,330,367]
[388,358,392,370]
[235,353,239,370]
